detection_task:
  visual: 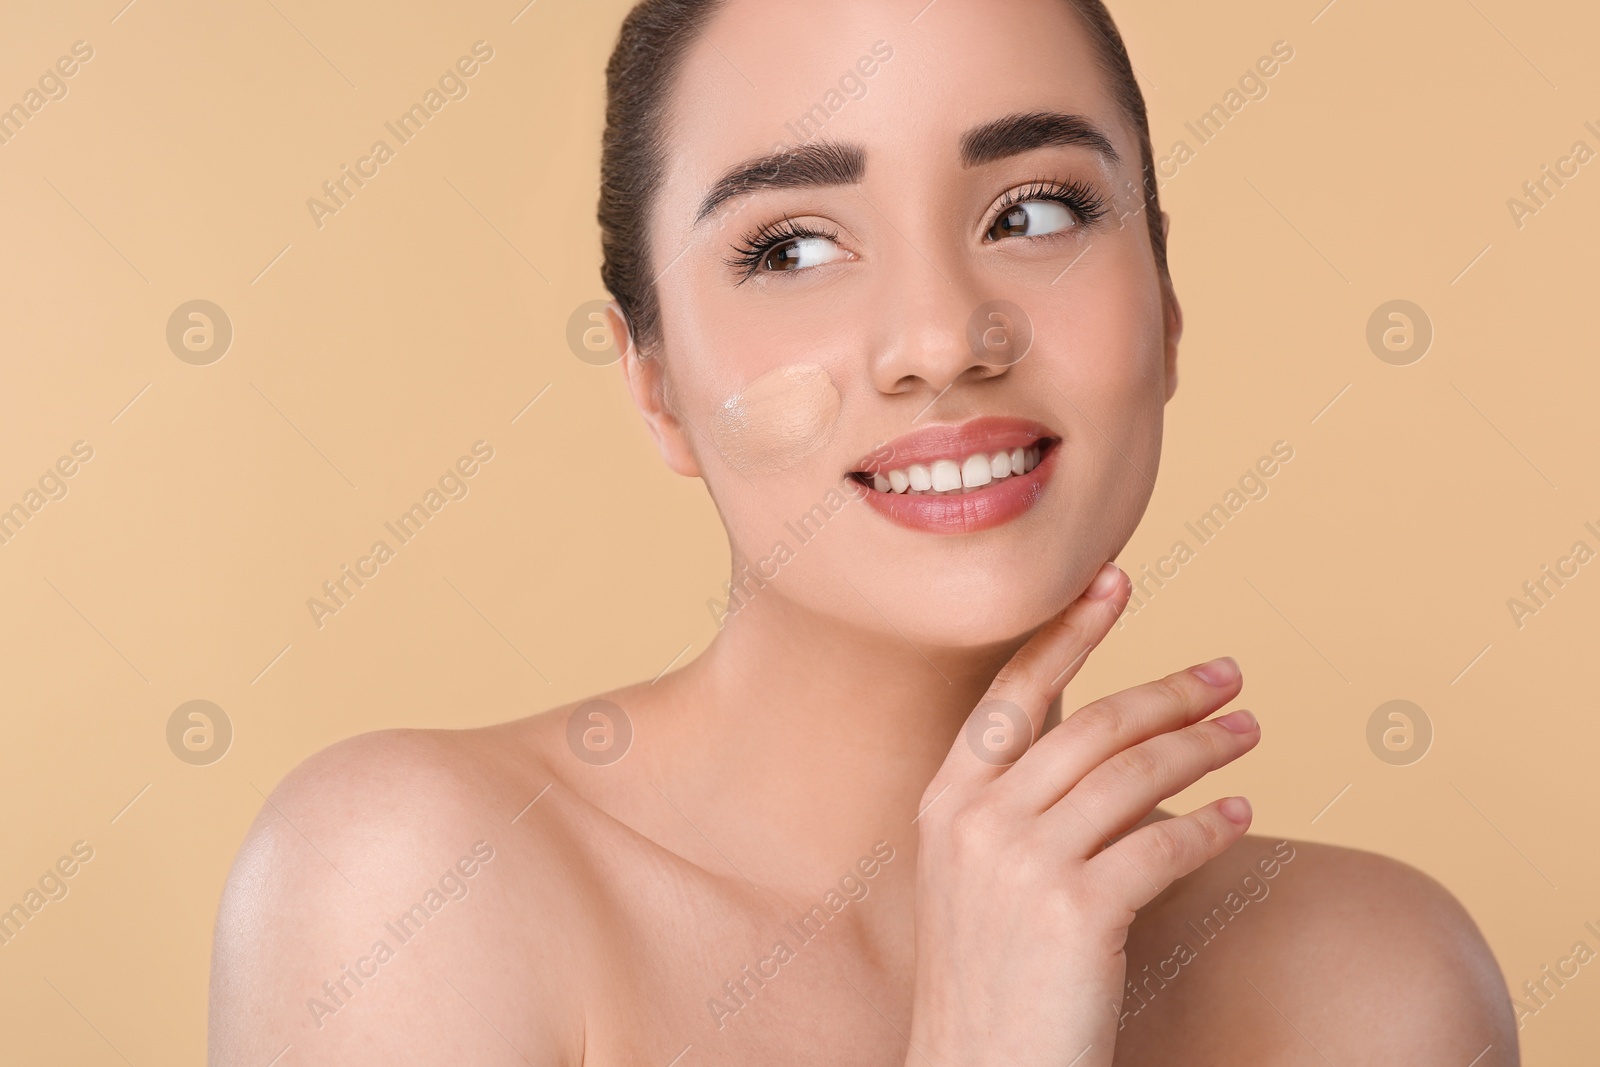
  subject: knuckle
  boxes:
[1045,609,1086,645]
[1112,742,1162,784]
[990,657,1037,695]
[1198,722,1234,770]
[1151,672,1197,710]
[946,801,1001,853]
[1052,877,1103,921]
[1145,823,1186,868]
[1189,810,1222,855]
[1009,841,1054,888]
[1069,700,1120,746]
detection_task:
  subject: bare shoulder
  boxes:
[1121,830,1519,1065]
[208,724,587,1066]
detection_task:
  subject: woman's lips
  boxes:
[848,417,1060,535]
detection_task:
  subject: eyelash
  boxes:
[724,177,1111,282]
[724,216,839,282]
[989,177,1110,236]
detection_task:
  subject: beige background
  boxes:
[1,0,1596,1061]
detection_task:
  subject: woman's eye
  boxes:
[988,199,1077,242]
[761,234,848,273]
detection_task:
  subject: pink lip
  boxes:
[849,416,1060,535]
[850,416,1055,473]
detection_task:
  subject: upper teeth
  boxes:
[870,446,1041,494]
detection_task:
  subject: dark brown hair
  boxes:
[598,0,1168,357]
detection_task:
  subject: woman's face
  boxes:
[622,0,1181,650]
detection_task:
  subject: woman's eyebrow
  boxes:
[692,110,1118,227]
[960,110,1120,169]
[695,141,865,226]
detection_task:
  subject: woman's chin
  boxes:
[832,576,1090,654]
[908,608,1075,655]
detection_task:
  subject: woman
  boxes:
[209,0,1518,1062]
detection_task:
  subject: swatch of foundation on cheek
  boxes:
[709,363,842,474]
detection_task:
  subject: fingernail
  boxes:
[1087,562,1122,600]
[1220,796,1252,824]
[1214,709,1257,733]
[1191,656,1239,686]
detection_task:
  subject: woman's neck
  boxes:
[643,588,1025,895]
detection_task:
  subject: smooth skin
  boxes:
[208,578,1516,1065]
[209,0,1517,1063]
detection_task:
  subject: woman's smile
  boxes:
[849,415,1061,534]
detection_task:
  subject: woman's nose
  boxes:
[865,252,1022,399]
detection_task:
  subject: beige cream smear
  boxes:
[709,363,842,474]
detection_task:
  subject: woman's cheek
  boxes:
[660,279,848,477]
[667,355,851,553]
[1047,295,1168,539]
[708,362,842,474]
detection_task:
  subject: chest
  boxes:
[537,807,1271,1067]
[567,876,1236,1067]
[573,862,916,1066]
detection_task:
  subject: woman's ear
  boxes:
[606,300,702,478]
[1158,211,1183,403]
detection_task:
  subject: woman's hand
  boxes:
[904,561,1260,1067]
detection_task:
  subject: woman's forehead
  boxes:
[654,0,1129,225]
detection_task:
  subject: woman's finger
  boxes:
[1046,708,1260,852]
[936,562,1130,783]
[1088,796,1254,909]
[994,656,1244,812]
